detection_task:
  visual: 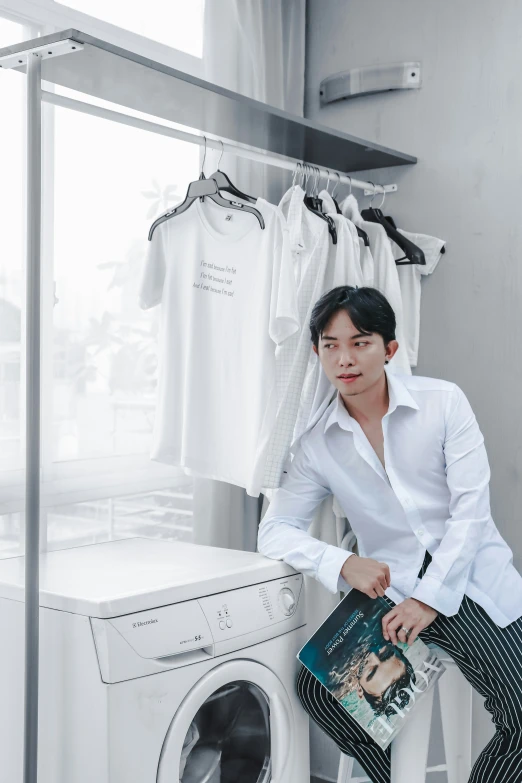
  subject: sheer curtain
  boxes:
[192,0,306,550]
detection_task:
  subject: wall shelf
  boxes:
[0,28,417,174]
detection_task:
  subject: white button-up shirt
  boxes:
[257,366,522,627]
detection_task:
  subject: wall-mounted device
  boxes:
[319,62,421,106]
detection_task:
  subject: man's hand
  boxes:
[382,598,438,646]
[341,555,391,598]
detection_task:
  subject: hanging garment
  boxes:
[391,229,446,367]
[340,194,411,375]
[291,204,365,449]
[139,196,300,497]
[318,188,374,285]
[358,237,375,286]
[261,185,330,489]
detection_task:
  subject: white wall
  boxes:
[305,0,522,778]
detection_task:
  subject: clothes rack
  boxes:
[42,90,396,196]
[0,27,417,783]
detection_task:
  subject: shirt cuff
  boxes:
[410,574,464,617]
[337,573,353,594]
[317,546,354,594]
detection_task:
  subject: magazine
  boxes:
[297,589,446,749]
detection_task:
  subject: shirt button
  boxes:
[417,528,424,536]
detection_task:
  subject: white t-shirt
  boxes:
[392,229,446,367]
[139,196,300,497]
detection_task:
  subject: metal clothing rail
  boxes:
[41,89,396,196]
[0,28,415,783]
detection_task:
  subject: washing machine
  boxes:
[0,537,310,783]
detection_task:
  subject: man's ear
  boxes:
[312,344,318,355]
[356,683,364,699]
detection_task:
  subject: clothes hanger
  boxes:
[148,137,265,240]
[361,184,425,266]
[383,213,446,255]
[207,140,257,204]
[330,171,343,215]
[303,165,337,244]
[344,174,370,248]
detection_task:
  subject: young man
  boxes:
[257,285,522,783]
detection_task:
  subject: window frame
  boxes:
[0,2,202,515]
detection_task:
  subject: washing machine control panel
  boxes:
[198,573,303,640]
[95,573,304,677]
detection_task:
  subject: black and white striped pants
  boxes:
[296,552,522,783]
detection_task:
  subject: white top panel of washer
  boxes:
[0,537,297,618]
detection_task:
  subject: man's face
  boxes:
[356,644,408,700]
[312,310,398,401]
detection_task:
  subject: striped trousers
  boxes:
[296,552,522,783]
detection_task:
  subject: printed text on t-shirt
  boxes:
[193,261,237,298]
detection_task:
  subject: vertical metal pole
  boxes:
[24,50,42,783]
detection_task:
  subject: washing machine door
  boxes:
[157,659,293,783]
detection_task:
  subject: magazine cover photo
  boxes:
[298,590,445,749]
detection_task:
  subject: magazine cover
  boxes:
[297,589,446,749]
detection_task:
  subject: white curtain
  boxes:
[192,0,306,551]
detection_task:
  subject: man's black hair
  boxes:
[309,286,396,351]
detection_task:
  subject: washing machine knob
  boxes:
[278,587,296,616]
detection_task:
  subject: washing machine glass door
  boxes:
[157,659,293,783]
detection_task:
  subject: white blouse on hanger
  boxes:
[391,229,446,367]
[261,185,330,489]
[341,194,411,375]
[292,196,366,450]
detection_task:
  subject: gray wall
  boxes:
[305,0,521,778]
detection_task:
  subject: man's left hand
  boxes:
[382,598,438,646]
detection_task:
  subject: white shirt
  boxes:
[292,202,365,449]
[139,196,300,497]
[258,365,522,627]
[262,186,329,488]
[391,229,446,367]
[340,195,411,375]
[318,189,374,285]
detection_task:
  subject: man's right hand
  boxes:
[340,555,391,598]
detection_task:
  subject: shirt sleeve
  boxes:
[410,385,491,616]
[269,221,300,345]
[138,222,167,310]
[257,440,355,593]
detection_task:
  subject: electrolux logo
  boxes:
[132,618,159,629]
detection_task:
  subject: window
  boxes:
[0,6,207,554]
[54,0,205,56]
[0,18,26,474]
[0,475,193,559]
[51,99,199,463]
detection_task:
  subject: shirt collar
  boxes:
[340,193,364,227]
[324,365,420,434]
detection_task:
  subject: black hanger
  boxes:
[385,215,446,258]
[148,138,264,241]
[361,184,425,266]
[325,170,344,215]
[356,225,370,247]
[207,140,257,204]
[303,166,337,244]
